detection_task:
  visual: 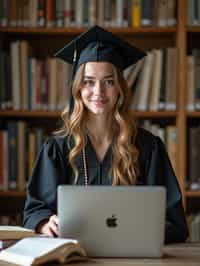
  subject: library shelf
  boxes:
[0,111,177,119]
[0,191,26,197]
[0,26,177,36]
[185,191,200,198]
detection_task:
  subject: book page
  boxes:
[0,226,34,232]
[3,237,78,257]
[0,237,79,265]
[0,226,36,240]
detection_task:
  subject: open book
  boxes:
[0,237,87,265]
[0,226,36,240]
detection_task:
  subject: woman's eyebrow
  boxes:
[83,74,114,79]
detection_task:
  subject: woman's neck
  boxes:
[86,114,113,145]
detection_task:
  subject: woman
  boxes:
[23,26,188,243]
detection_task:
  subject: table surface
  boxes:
[0,243,200,266]
[67,243,200,266]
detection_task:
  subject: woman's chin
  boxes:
[89,108,108,115]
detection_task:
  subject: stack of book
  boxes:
[0,226,87,265]
[0,122,46,192]
[0,0,177,28]
[0,43,178,112]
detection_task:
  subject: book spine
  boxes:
[7,122,18,190]
[187,55,195,111]
[10,42,21,110]
[131,0,141,27]
[56,0,64,27]
[88,0,97,26]
[149,49,163,111]
[193,49,200,110]
[141,0,153,26]
[116,0,123,27]
[97,0,104,27]
[36,60,42,110]
[18,121,26,191]
[2,130,8,191]
[1,0,8,26]
[159,48,167,110]
[5,53,12,109]
[38,0,45,27]
[64,0,71,27]
[31,58,37,111]
[46,0,55,27]
[137,52,154,111]
[9,0,17,27]
[0,50,4,109]
[75,0,83,27]
[28,131,36,178]
[20,41,29,110]
[27,58,31,110]
[191,0,199,25]
[157,0,168,27]
[167,0,176,26]
[41,61,47,110]
[104,0,111,27]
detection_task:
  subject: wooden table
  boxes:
[67,243,200,266]
[0,243,200,266]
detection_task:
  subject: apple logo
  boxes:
[106,215,118,227]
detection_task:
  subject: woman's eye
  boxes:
[104,79,114,86]
[83,80,95,87]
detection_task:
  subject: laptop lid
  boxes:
[58,186,166,258]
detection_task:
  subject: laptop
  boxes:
[58,186,166,258]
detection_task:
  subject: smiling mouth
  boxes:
[92,100,107,103]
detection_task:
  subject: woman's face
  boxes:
[80,62,119,115]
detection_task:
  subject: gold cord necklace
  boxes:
[82,146,88,186]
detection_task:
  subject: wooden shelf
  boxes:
[187,112,200,118]
[0,110,61,118]
[0,191,26,197]
[0,26,177,35]
[132,111,177,118]
[0,110,177,118]
[185,191,200,197]
[187,26,200,33]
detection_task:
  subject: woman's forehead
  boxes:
[84,62,114,77]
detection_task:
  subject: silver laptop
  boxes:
[58,186,166,258]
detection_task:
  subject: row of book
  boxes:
[142,122,200,191]
[0,42,72,111]
[187,127,200,191]
[140,120,177,176]
[0,215,22,226]
[130,48,177,111]
[1,119,200,194]
[2,119,199,189]
[0,41,178,111]
[187,0,200,26]
[0,120,177,192]
[0,0,177,28]
[0,121,47,192]
[187,50,200,111]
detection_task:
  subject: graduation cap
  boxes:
[54,25,146,113]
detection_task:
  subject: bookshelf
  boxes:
[0,0,199,230]
[0,26,178,35]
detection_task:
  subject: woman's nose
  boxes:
[94,80,105,95]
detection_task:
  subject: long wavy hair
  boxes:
[57,63,139,185]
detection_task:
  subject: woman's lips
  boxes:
[92,100,107,106]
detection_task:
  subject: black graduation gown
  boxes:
[23,128,188,244]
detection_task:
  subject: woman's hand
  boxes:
[37,215,59,237]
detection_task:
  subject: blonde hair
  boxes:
[57,63,139,185]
